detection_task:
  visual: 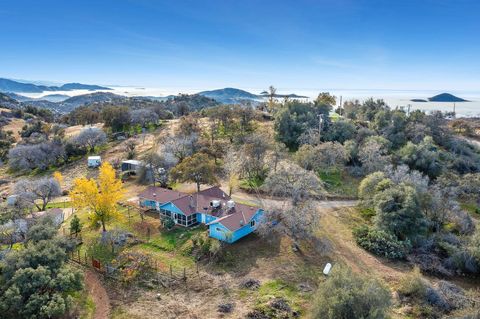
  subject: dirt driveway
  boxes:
[85,270,110,319]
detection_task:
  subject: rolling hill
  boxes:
[198,88,261,104]
[428,93,469,102]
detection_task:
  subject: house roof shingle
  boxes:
[208,203,261,231]
[167,186,231,216]
[138,186,186,203]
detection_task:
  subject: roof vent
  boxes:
[227,200,235,209]
[210,200,221,208]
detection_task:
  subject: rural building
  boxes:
[121,160,143,173]
[138,186,263,243]
[87,156,101,168]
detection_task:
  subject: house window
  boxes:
[216,227,222,232]
[187,214,198,226]
[250,220,256,227]
[176,214,187,226]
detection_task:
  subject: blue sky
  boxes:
[1,0,479,91]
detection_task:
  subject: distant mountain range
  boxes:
[1,80,311,114]
[0,91,127,113]
[5,92,71,103]
[198,87,308,104]
[0,78,111,93]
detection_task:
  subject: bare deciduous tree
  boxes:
[130,108,159,127]
[296,142,348,172]
[263,162,325,205]
[223,147,242,196]
[258,163,325,251]
[8,142,65,172]
[124,140,136,159]
[359,138,390,174]
[14,177,61,212]
[258,200,320,251]
[72,127,107,152]
[160,133,198,162]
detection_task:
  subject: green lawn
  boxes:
[317,170,360,198]
[46,201,72,209]
[60,205,203,272]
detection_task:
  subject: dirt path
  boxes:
[320,208,409,283]
[85,270,110,319]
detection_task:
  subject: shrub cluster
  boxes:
[353,225,409,259]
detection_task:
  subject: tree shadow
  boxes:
[204,233,283,277]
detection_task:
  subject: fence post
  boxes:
[77,250,80,262]
[170,265,172,277]
[183,268,186,281]
[85,252,87,265]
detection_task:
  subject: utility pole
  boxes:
[318,114,324,144]
[339,96,343,115]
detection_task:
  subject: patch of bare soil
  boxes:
[64,123,104,138]
[3,117,25,141]
[85,270,110,319]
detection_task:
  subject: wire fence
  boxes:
[68,249,202,283]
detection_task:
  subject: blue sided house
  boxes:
[138,186,263,243]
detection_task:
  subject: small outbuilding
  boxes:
[121,160,143,173]
[87,156,102,168]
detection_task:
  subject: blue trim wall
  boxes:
[209,209,263,243]
[159,202,184,215]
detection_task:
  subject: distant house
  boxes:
[138,186,263,243]
[121,160,143,173]
[87,156,101,168]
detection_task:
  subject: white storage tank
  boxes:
[323,263,332,275]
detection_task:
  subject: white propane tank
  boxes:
[323,263,332,275]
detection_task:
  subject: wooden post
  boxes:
[196,262,199,274]
[77,250,80,262]
[183,268,186,281]
[85,252,87,265]
[170,265,172,277]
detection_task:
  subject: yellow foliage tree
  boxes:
[70,162,124,232]
[53,171,64,188]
